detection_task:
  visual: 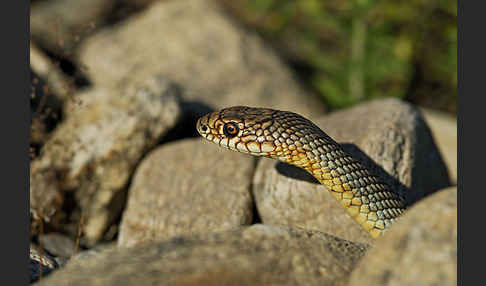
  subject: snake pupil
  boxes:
[223,122,239,138]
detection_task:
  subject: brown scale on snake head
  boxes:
[196,106,407,238]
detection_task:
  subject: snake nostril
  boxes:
[201,125,208,132]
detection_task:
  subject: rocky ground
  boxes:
[30,0,457,285]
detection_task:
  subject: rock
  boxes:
[78,0,327,119]
[421,108,457,183]
[30,76,182,243]
[30,43,73,103]
[30,111,50,148]
[30,67,64,157]
[118,138,255,248]
[29,166,63,227]
[316,99,451,204]
[348,187,457,286]
[30,0,116,54]
[30,244,59,283]
[30,46,66,147]
[38,225,368,286]
[253,98,451,244]
[253,159,374,245]
[68,243,117,266]
[38,233,76,258]
[28,43,81,223]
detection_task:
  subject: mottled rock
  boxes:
[30,76,182,243]
[38,233,76,258]
[68,243,117,267]
[30,43,73,103]
[78,0,326,118]
[30,0,116,54]
[30,244,59,283]
[38,225,368,286]
[253,99,451,244]
[118,138,254,247]
[421,108,457,183]
[29,166,62,227]
[30,44,67,147]
[348,187,457,286]
[30,68,63,153]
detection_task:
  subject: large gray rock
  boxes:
[38,225,368,286]
[316,99,451,203]
[68,243,117,267]
[78,0,327,118]
[38,233,76,259]
[118,138,255,248]
[348,187,457,286]
[30,0,116,54]
[421,108,457,183]
[30,76,182,243]
[253,99,451,244]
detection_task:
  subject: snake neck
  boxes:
[279,137,406,238]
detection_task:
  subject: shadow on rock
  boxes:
[159,99,215,144]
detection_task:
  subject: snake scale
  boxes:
[196,106,407,238]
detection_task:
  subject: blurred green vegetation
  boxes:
[220,0,457,114]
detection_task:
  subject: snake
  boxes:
[196,106,407,238]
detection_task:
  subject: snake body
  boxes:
[196,106,407,238]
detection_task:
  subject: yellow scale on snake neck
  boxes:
[196,106,407,238]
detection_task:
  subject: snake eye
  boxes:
[200,125,208,132]
[223,122,239,138]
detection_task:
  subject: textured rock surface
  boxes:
[78,0,326,118]
[421,108,457,183]
[30,0,116,54]
[118,138,255,247]
[38,233,76,259]
[30,70,64,150]
[348,187,457,286]
[30,43,67,147]
[38,225,368,286]
[29,166,63,226]
[30,76,182,243]
[253,99,451,244]
[68,243,117,267]
[30,43,73,102]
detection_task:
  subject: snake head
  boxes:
[196,106,332,164]
[196,106,280,157]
